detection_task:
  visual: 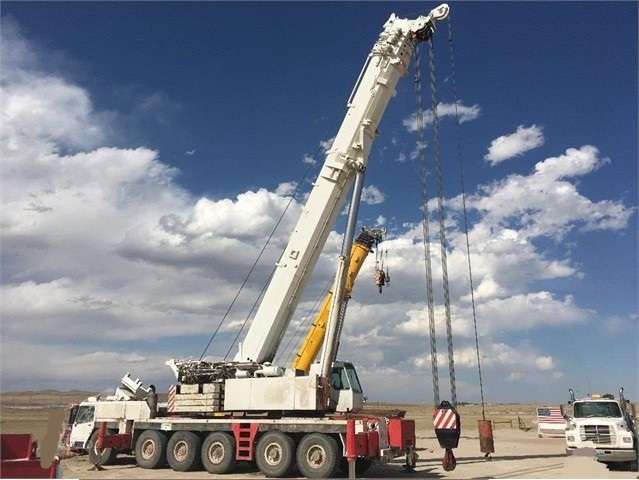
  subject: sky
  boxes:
[1,1,637,406]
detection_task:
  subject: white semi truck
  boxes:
[60,4,452,477]
[565,388,638,472]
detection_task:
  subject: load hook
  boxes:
[442,448,456,471]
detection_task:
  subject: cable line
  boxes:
[428,36,457,409]
[446,15,486,419]
[413,43,440,407]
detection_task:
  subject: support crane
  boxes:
[75,5,452,478]
[292,227,385,375]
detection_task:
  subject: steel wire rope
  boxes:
[414,43,440,406]
[429,37,457,409]
[447,16,486,418]
[200,107,348,362]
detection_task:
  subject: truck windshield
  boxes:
[343,363,363,394]
[573,401,621,418]
[74,405,95,424]
[330,363,363,393]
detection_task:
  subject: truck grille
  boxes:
[579,425,615,445]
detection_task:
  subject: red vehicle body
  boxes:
[0,433,60,479]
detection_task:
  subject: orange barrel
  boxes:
[478,419,494,454]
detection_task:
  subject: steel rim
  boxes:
[208,442,224,465]
[305,444,326,469]
[264,442,283,466]
[141,439,155,460]
[173,440,188,462]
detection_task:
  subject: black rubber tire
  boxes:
[339,456,373,475]
[167,431,202,472]
[201,431,237,474]
[135,430,168,469]
[255,430,295,478]
[296,433,340,479]
[87,429,118,466]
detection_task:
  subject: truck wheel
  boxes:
[87,429,118,466]
[296,433,339,479]
[167,431,202,472]
[255,430,295,478]
[135,430,168,469]
[201,431,236,474]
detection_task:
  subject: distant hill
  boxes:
[1,391,93,407]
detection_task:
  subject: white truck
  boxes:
[61,4,452,478]
[564,388,638,472]
[59,373,163,465]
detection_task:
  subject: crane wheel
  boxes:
[167,431,202,472]
[296,433,340,479]
[135,430,168,469]
[87,429,118,466]
[201,431,237,474]
[255,430,295,478]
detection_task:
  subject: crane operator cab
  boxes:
[310,361,365,413]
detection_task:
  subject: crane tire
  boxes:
[135,430,168,469]
[296,433,340,479]
[201,431,237,474]
[255,430,295,478]
[87,429,118,466]
[167,431,202,472]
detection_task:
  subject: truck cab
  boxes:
[325,361,365,413]
[565,388,638,471]
[61,402,95,451]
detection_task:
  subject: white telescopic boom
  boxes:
[236,4,450,364]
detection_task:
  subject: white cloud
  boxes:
[466,145,634,240]
[320,137,335,152]
[402,101,481,132]
[275,181,297,196]
[361,185,385,205]
[484,124,544,165]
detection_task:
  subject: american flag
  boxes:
[537,407,564,424]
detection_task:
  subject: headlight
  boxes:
[566,435,575,442]
[622,437,632,444]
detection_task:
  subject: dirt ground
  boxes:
[1,391,637,479]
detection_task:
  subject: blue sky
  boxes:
[1,1,637,405]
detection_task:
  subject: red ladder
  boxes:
[231,423,259,461]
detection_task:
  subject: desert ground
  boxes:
[1,391,637,479]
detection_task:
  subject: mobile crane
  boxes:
[70,4,451,477]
